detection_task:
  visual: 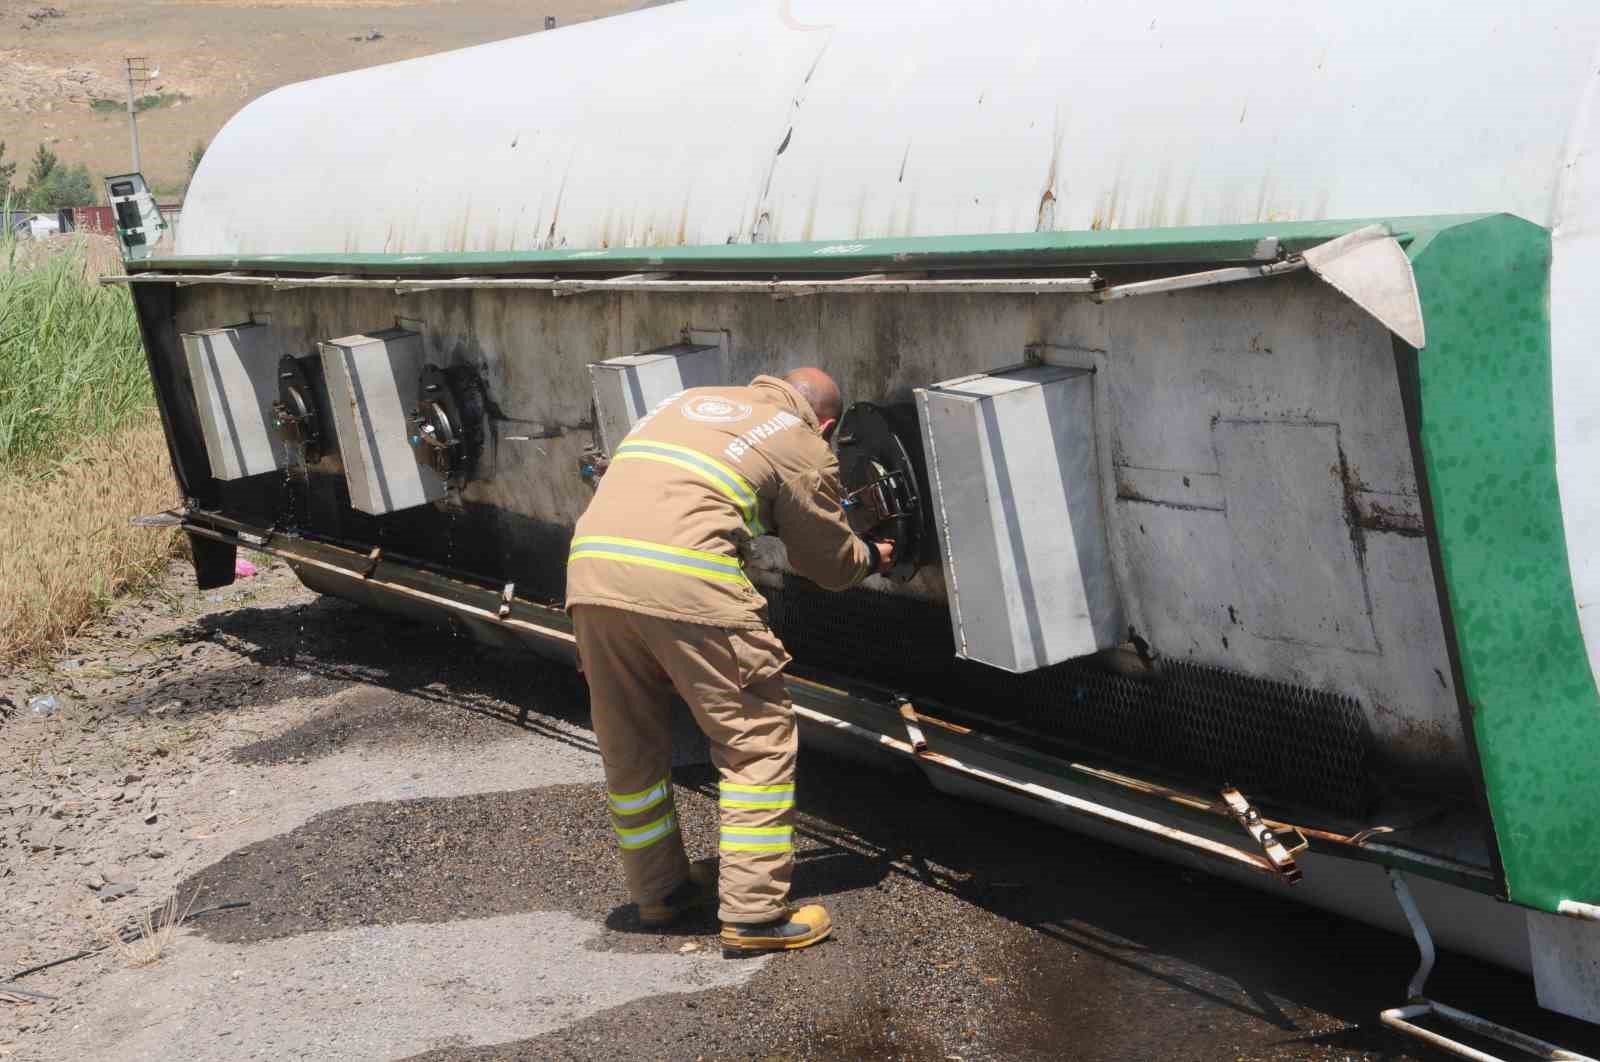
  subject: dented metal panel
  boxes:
[1214,420,1379,654]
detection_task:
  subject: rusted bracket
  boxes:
[885,699,1298,880]
[897,699,927,751]
[1221,786,1305,883]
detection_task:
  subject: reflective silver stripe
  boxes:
[719,825,793,851]
[613,440,764,535]
[569,538,751,586]
[618,441,757,506]
[617,812,678,850]
[609,777,670,815]
[719,782,795,810]
[574,540,738,575]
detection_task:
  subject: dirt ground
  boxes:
[3,557,1599,1061]
[4,0,648,196]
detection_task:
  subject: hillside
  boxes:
[3,0,648,199]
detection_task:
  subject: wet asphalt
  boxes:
[156,594,1600,1061]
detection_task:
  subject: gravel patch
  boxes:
[232,684,515,765]
[175,781,692,945]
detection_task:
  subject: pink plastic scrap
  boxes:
[234,559,258,578]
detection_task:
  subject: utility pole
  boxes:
[124,57,153,173]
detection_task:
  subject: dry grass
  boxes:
[0,417,182,665]
[101,888,202,968]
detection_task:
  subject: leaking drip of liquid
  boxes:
[272,438,316,673]
[291,602,309,669]
[442,507,462,649]
[275,438,310,535]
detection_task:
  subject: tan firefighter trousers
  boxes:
[571,604,797,925]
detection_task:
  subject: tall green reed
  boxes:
[0,227,151,476]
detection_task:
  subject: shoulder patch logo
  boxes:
[681,396,753,424]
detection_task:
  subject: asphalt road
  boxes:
[8,564,1599,1060]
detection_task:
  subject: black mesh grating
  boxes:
[763,577,1374,819]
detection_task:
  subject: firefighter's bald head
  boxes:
[782,367,843,434]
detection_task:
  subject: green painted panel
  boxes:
[1410,214,1600,912]
[136,214,1489,277]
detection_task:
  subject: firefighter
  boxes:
[566,368,893,954]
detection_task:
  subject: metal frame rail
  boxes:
[99,261,1309,301]
[1382,870,1597,1062]
[182,501,1304,879]
[170,508,1496,889]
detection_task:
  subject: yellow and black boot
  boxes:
[720,904,833,955]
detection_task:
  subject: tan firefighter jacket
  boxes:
[565,375,874,630]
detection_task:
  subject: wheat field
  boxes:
[0,234,181,665]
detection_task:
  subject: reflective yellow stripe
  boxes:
[570,550,750,586]
[720,824,794,852]
[609,775,671,815]
[613,440,764,535]
[569,536,753,588]
[572,536,742,568]
[611,451,764,535]
[720,780,796,810]
[616,811,678,850]
[618,440,757,498]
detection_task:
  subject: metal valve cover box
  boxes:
[589,342,724,455]
[181,322,287,481]
[319,328,446,515]
[915,365,1123,672]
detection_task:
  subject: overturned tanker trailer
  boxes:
[105,0,1600,1051]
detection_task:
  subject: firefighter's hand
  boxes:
[872,538,896,572]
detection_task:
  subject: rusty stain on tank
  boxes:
[1037,189,1057,232]
[1037,108,1065,232]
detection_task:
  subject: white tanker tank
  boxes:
[109,1,1600,1051]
